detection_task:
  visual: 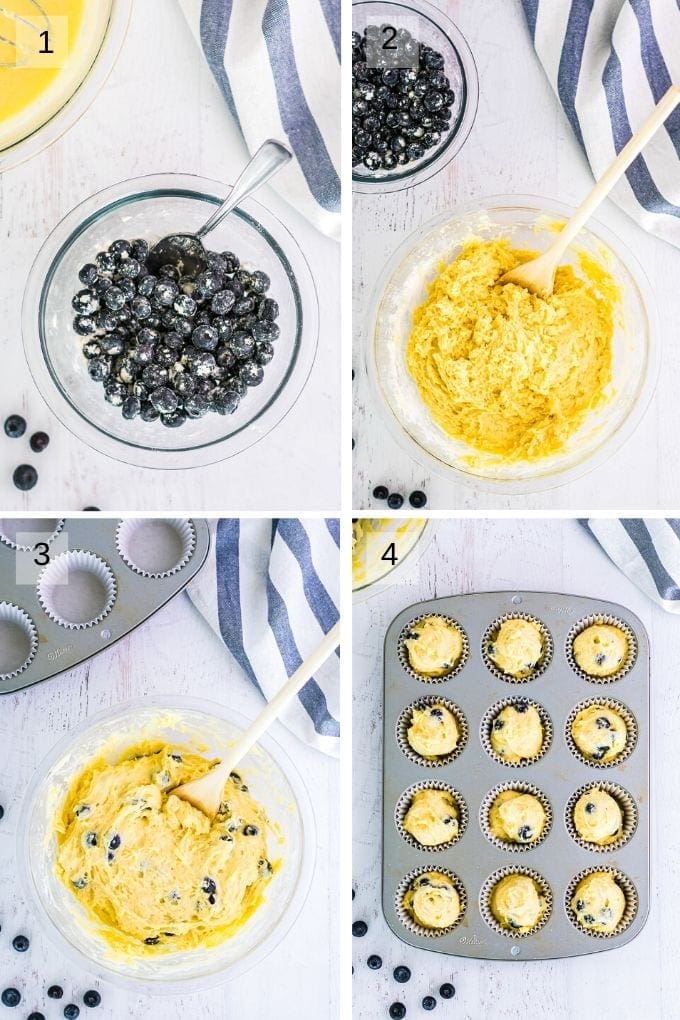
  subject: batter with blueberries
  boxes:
[403,872,461,930]
[490,701,544,762]
[571,704,628,762]
[488,789,546,844]
[402,788,459,847]
[406,702,460,759]
[487,618,544,678]
[573,623,629,677]
[404,615,464,677]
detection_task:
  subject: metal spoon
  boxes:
[146,138,292,278]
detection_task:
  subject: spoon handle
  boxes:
[196,138,292,239]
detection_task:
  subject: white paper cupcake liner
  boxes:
[395,866,467,938]
[115,518,196,579]
[566,614,638,684]
[480,782,553,853]
[394,781,468,853]
[480,866,553,939]
[0,518,65,552]
[565,697,637,769]
[481,612,553,684]
[0,602,38,681]
[396,695,469,768]
[565,782,638,853]
[37,550,117,630]
[565,867,638,939]
[397,613,469,683]
[480,697,553,768]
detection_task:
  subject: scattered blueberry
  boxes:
[82,507,100,512]
[83,990,101,1008]
[409,490,427,508]
[352,888,355,900]
[64,1006,80,1019]
[367,954,382,970]
[28,1013,46,1020]
[12,934,29,952]
[387,492,404,510]
[48,986,64,999]
[372,485,389,499]
[1,988,20,1007]
[389,1005,406,1019]
[0,804,3,820]
[422,996,437,1011]
[352,920,368,937]
[439,983,455,999]
[4,414,26,438]
[394,965,411,983]
[29,431,50,452]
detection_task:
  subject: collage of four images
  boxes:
[1,1,680,1019]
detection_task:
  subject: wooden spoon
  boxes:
[500,84,680,298]
[172,620,341,817]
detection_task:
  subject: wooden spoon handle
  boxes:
[554,83,680,259]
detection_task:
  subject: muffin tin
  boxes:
[382,591,650,960]
[0,518,209,694]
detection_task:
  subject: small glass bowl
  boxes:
[352,0,478,194]
[0,0,132,174]
[19,697,315,993]
[22,173,319,469]
[366,196,659,494]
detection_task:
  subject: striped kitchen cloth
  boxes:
[521,1,680,248]
[186,519,340,755]
[178,0,341,240]
[581,519,680,612]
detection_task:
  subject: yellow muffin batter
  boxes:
[573,788,623,846]
[0,1,112,152]
[55,742,274,954]
[403,871,461,930]
[406,238,618,464]
[490,702,544,763]
[490,874,546,934]
[571,871,626,933]
[403,788,459,847]
[487,618,544,678]
[404,616,464,677]
[573,624,628,677]
[488,789,546,844]
[571,705,628,763]
[406,702,460,759]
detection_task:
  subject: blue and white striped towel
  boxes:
[179,0,341,240]
[187,519,340,755]
[521,1,680,248]
[581,519,680,612]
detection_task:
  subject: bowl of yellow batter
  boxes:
[19,697,315,991]
[368,196,658,492]
[0,0,131,172]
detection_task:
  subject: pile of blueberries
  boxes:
[352,26,455,173]
[71,238,280,429]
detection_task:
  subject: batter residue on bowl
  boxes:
[55,742,275,954]
[406,237,620,464]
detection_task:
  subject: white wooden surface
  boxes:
[352,0,680,511]
[0,567,339,1019]
[0,0,339,512]
[353,518,678,1019]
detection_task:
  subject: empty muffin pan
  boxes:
[0,518,210,694]
[382,591,649,961]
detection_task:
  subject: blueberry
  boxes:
[4,414,26,438]
[1,988,20,1007]
[117,257,141,279]
[239,361,264,386]
[515,699,529,713]
[12,934,29,951]
[584,801,596,814]
[430,708,443,718]
[72,289,100,315]
[85,831,98,846]
[28,432,50,456]
[367,954,382,969]
[243,824,259,836]
[73,314,97,335]
[105,382,128,407]
[48,986,64,999]
[79,263,99,286]
[88,357,111,382]
[174,294,197,318]
[132,342,155,365]
[352,920,368,937]
[212,389,240,415]
[140,401,160,423]
[150,387,179,414]
[28,1013,46,1020]
[108,833,121,851]
[387,492,404,509]
[185,394,209,418]
[82,340,102,359]
[0,804,3,819]
[103,286,125,311]
[160,410,187,428]
[231,330,255,359]
[211,290,236,315]
[192,324,219,351]
[439,983,455,999]
[188,351,216,378]
[422,997,437,1011]
[95,251,117,273]
[409,490,427,508]
[142,364,169,389]
[596,716,612,729]
[138,274,157,297]
[389,1005,406,1019]
[100,333,126,356]
[202,877,217,896]
[109,238,132,258]
[258,297,279,321]
[517,825,533,841]
[13,464,38,490]
[64,1006,80,1019]
[153,280,179,306]
[132,238,149,260]
[373,485,388,499]
[255,341,274,365]
[131,296,152,319]
[393,966,411,983]
[253,320,280,342]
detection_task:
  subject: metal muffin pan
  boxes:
[382,591,650,961]
[0,518,210,694]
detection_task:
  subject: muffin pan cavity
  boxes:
[0,518,210,694]
[382,591,649,960]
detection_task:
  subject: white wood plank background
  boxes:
[0,543,338,1019]
[0,0,339,512]
[353,518,679,1020]
[352,0,680,511]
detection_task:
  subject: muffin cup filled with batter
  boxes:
[398,614,469,682]
[481,697,552,768]
[567,615,637,683]
[395,782,468,852]
[480,867,552,939]
[396,696,468,768]
[566,868,638,939]
[480,782,552,853]
[396,866,467,938]
[566,697,637,768]
[566,782,637,853]
[482,614,552,682]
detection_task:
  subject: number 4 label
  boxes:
[381,543,398,565]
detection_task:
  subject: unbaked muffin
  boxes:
[403,871,461,929]
[403,788,459,847]
[490,701,544,763]
[487,618,544,678]
[488,789,546,844]
[490,874,546,933]
[406,702,460,759]
[404,616,464,677]
[573,623,628,678]
[571,871,626,933]
[571,705,628,763]
[573,788,623,846]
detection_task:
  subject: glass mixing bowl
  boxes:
[367,196,659,494]
[19,697,315,993]
[22,174,319,469]
[0,0,131,174]
[352,0,478,194]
